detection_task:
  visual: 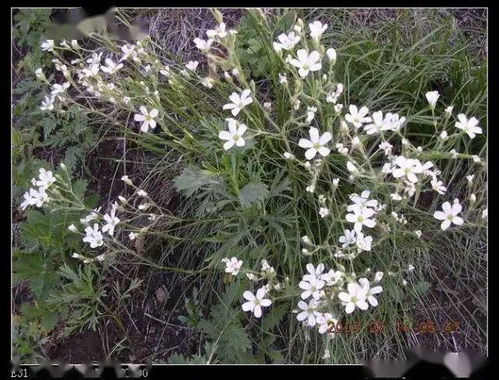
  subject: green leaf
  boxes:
[386,283,405,302]
[413,281,431,295]
[73,179,88,200]
[221,324,252,359]
[174,165,223,197]
[169,354,208,364]
[20,303,59,331]
[239,182,269,208]
[13,252,59,301]
[262,304,288,331]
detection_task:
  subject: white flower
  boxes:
[309,20,327,40]
[348,190,378,210]
[201,77,214,88]
[273,32,300,51]
[296,299,321,326]
[138,203,150,211]
[71,40,79,49]
[320,269,343,286]
[41,40,55,52]
[455,114,482,139]
[384,113,406,131]
[186,60,199,71]
[206,23,227,39]
[425,90,440,110]
[345,105,372,129]
[345,205,376,233]
[346,160,359,175]
[299,278,325,300]
[303,263,325,282]
[33,188,49,207]
[363,111,385,135]
[482,209,487,219]
[129,232,136,240]
[278,73,288,84]
[306,106,317,123]
[358,278,383,307]
[261,259,275,275]
[137,190,148,197]
[222,89,253,116]
[306,185,315,193]
[283,152,295,160]
[431,178,447,195]
[392,156,423,183]
[414,230,422,238]
[83,223,104,248]
[100,58,123,74]
[433,201,464,230]
[319,207,330,218]
[472,155,481,163]
[193,37,213,51]
[421,161,435,177]
[20,188,45,210]
[51,82,70,96]
[355,232,373,252]
[374,271,384,282]
[317,313,338,335]
[289,49,322,78]
[339,229,356,248]
[445,105,454,115]
[301,235,312,245]
[160,66,171,77]
[35,68,45,80]
[402,279,408,286]
[242,287,272,318]
[466,175,475,184]
[263,102,272,110]
[222,257,243,276]
[350,136,360,147]
[86,52,103,65]
[72,252,80,259]
[218,118,247,150]
[102,208,120,236]
[338,282,368,314]
[407,264,415,272]
[332,178,340,187]
[68,224,78,233]
[246,273,257,281]
[119,43,139,62]
[80,208,100,225]
[35,168,56,189]
[390,193,402,201]
[298,127,332,160]
[326,48,336,63]
[134,106,159,133]
[96,254,106,262]
[379,142,393,156]
[327,83,344,104]
[121,175,133,185]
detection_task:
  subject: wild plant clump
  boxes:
[19,9,486,363]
